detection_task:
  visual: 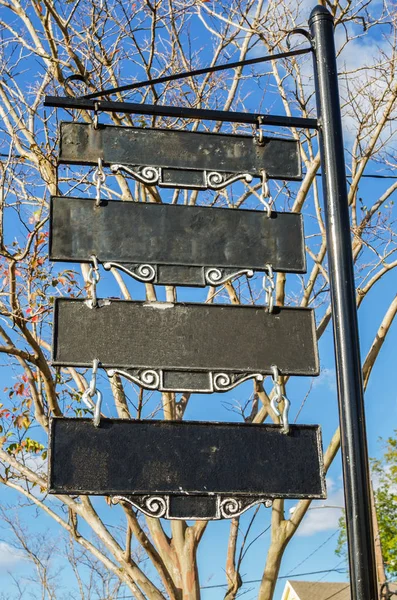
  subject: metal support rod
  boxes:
[83,47,312,99]
[309,6,378,600]
[43,96,318,129]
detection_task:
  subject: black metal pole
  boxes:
[309,6,378,600]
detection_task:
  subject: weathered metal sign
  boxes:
[58,122,302,189]
[52,299,319,392]
[48,419,326,520]
[49,197,306,286]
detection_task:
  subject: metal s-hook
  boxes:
[263,263,275,313]
[259,169,272,217]
[270,365,290,434]
[93,101,100,129]
[81,359,103,427]
[86,254,100,308]
[254,116,265,146]
[92,158,105,207]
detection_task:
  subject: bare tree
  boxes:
[0,0,396,599]
[0,504,127,599]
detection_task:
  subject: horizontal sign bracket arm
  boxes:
[44,97,318,129]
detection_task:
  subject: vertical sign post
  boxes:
[309,6,378,599]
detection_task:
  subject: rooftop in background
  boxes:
[281,580,397,600]
[281,580,350,600]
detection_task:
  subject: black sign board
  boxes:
[59,122,302,189]
[52,299,319,392]
[49,197,306,286]
[48,419,326,520]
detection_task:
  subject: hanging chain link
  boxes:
[253,116,265,146]
[92,158,105,207]
[254,128,264,145]
[270,365,290,434]
[86,254,100,308]
[259,169,273,217]
[263,263,275,313]
[93,101,100,129]
[81,359,102,427]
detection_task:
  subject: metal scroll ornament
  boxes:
[111,494,272,521]
[107,368,160,390]
[103,262,156,283]
[204,268,254,286]
[211,372,264,392]
[204,171,253,190]
[108,368,265,393]
[102,262,253,287]
[125,495,168,518]
[218,497,272,519]
[111,163,253,191]
[111,164,160,185]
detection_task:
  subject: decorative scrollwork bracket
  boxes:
[109,368,267,393]
[111,494,272,520]
[110,163,254,191]
[205,267,254,286]
[103,262,157,283]
[204,171,253,190]
[107,368,160,390]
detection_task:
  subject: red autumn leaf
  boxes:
[15,382,25,396]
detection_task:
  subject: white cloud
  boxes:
[313,368,337,392]
[0,542,25,570]
[372,465,397,494]
[289,479,345,537]
[24,454,47,475]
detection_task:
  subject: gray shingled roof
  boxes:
[287,580,397,600]
[287,580,351,600]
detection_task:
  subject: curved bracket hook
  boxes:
[64,73,90,97]
[286,28,313,50]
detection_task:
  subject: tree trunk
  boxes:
[258,537,288,600]
[172,526,201,600]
